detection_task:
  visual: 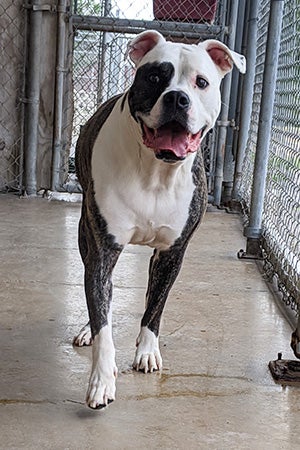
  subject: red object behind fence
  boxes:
[153,0,218,24]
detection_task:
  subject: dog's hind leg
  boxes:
[73,321,92,347]
[133,245,186,373]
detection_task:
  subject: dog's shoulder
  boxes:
[75,93,123,189]
[173,150,207,246]
[191,150,206,188]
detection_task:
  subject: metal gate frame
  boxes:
[66,0,245,204]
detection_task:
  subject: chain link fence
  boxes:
[0,0,26,192]
[238,0,300,313]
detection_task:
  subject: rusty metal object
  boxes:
[269,353,300,384]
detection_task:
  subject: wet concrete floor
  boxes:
[0,194,299,449]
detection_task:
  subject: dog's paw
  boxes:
[73,323,93,347]
[86,365,118,409]
[133,326,162,373]
[86,331,117,409]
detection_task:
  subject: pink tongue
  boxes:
[143,125,201,157]
[154,129,188,157]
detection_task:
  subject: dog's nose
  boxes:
[163,90,190,111]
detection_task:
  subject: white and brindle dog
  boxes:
[74,30,246,409]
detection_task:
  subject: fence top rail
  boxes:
[71,15,226,40]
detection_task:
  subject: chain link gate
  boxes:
[0,0,26,192]
[238,0,300,317]
[65,0,229,195]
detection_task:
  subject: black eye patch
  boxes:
[128,62,175,120]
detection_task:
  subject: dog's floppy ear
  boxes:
[200,39,246,75]
[127,30,166,67]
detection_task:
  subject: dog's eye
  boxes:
[196,77,209,89]
[148,74,160,84]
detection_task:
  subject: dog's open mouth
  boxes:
[141,121,203,162]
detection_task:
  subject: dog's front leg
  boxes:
[133,245,186,373]
[83,243,122,409]
[87,309,117,409]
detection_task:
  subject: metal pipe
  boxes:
[19,3,30,192]
[222,0,246,203]
[96,0,111,107]
[232,0,259,199]
[229,0,249,191]
[213,0,240,206]
[71,15,224,40]
[219,0,228,39]
[51,0,68,191]
[24,0,43,195]
[244,0,284,247]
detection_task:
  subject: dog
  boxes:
[74,30,246,409]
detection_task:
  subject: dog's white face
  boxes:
[128,31,246,163]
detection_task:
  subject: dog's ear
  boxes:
[200,40,246,75]
[127,31,165,67]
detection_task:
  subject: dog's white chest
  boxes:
[94,164,194,250]
[127,182,193,248]
[91,99,196,250]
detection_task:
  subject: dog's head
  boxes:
[127,31,246,163]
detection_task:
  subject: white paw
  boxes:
[73,323,93,347]
[86,332,117,409]
[133,327,162,373]
[86,365,118,409]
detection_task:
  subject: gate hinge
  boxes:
[217,119,236,129]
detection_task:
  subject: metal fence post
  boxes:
[96,0,111,107]
[51,0,68,191]
[239,0,284,258]
[19,4,30,193]
[232,0,259,200]
[222,0,246,203]
[213,0,239,206]
[24,0,43,195]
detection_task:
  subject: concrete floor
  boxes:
[0,194,299,450]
